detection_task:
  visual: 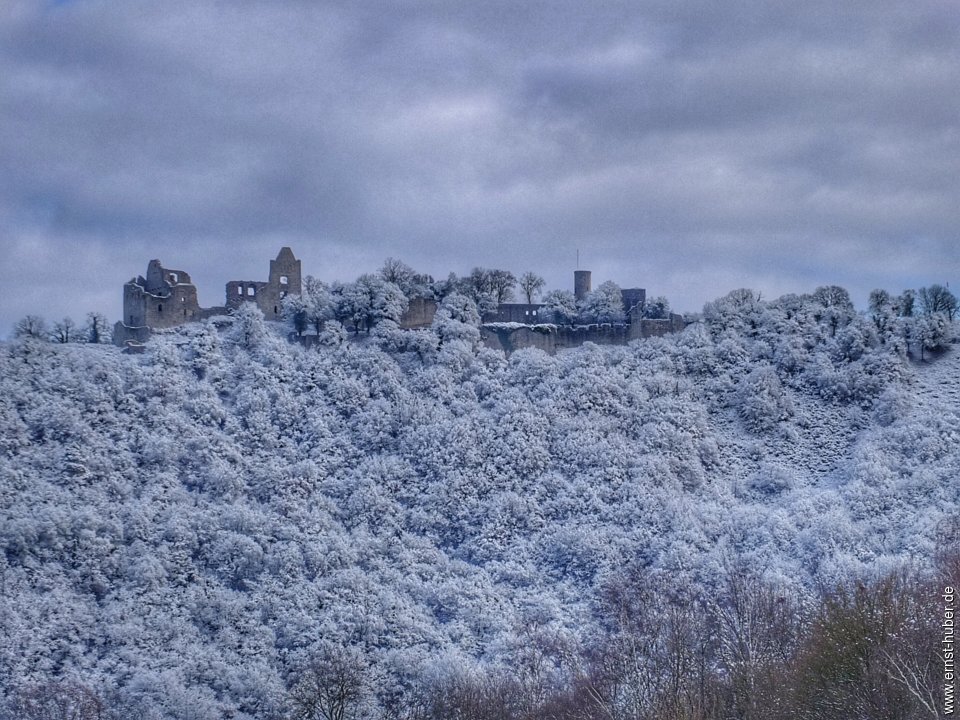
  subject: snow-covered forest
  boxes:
[1,285,958,720]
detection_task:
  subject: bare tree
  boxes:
[519,272,546,304]
[380,258,433,299]
[488,270,517,305]
[85,312,112,344]
[918,284,958,321]
[50,317,78,344]
[9,680,105,720]
[711,565,801,720]
[423,669,522,720]
[289,646,368,720]
[13,315,48,339]
[458,268,517,313]
[791,572,923,720]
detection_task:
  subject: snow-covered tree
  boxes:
[897,289,916,317]
[458,267,516,314]
[282,293,310,337]
[810,285,855,337]
[379,258,433,300]
[642,295,671,319]
[302,276,336,334]
[336,274,408,334]
[579,281,625,324]
[703,289,764,335]
[540,289,578,326]
[869,289,897,343]
[0,279,952,720]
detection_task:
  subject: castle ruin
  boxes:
[478,269,686,354]
[114,247,301,346]
[114,250,685,353]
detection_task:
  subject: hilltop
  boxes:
[0,289,957,719]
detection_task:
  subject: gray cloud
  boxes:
[1,0,958,335]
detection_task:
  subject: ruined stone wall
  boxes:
[197,306,230,320]
[122,283,147,328]
[225,281,269,312]
[142,283,201,329]
[121,260,203,333]
[400,297,437,328]
[224,247,301,321]
[112,322,151,346]
[482,323,634,354]
[628,313,683,340]
[482,303,546,324]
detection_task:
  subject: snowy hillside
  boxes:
[1,292,957,719]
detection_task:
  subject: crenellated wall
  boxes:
[481,313,688,355]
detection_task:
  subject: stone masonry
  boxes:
[114,247,301,346]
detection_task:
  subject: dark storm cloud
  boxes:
[1,0,958,333]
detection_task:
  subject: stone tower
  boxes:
[269,246,302,302]
[574,270,592,301]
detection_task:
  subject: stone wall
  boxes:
[225,281,270,312]
[481,313,687,355]
[400,297,437,328]
[112,322,151,346]
[120,260,204,333]
[224,247,302,321]
[629,313,686,339]
[482,303,546,324]
[482,323,633,354]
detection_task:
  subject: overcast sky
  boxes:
[2,0,959,334]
